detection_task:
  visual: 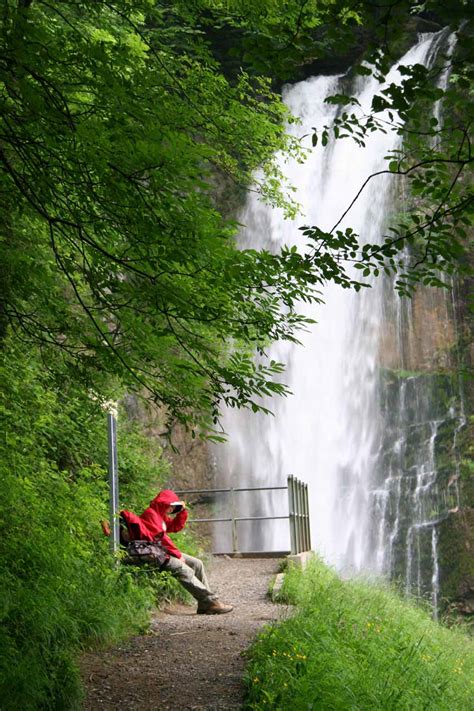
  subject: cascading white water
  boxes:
[213,32,461,600]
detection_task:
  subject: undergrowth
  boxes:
[0,339,193,709]
[244,558,474,710]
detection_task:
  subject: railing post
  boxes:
[287,475,296,555]
[107,413,120,557]
[230,488,238,554]
[293,477,298,554]
[300,481,308,551]
[296,478,303,554]
[295,478,300,554]
[298,479,304,553]
[304,483,311,551]
[302,481,307,552]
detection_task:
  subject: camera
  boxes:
[171,503,184,514]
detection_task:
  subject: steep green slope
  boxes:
[245,558,473,710]
[0,339,187,710]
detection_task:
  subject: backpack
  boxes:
[123,539,170,569]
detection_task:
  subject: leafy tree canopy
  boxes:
[201,0,473,298]
[306,0,473,297]
[1,0,320,437]
[1,0,472,438]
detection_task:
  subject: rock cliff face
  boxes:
[122,394,216,547]
[377,274,473,616]
[379,286,456,372]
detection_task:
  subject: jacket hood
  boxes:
[153,489,182,507]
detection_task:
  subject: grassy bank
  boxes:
[244,558,473,710]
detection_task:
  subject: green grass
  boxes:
[244,558,474,710]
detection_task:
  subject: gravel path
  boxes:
[80,557,286,710]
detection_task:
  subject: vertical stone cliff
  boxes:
[377,275,473,615]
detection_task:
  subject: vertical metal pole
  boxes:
[296,478,302,554]
[302,482,308,551]
[230,488,238,554]
[299,480,305,552]
[293,478,298,554]
[304,483,311,551]
[288,476,296,555]
[293,477,299,554]
[302,482,309,551]
[107,413,120,557]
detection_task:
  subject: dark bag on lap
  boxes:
[124,539,169,569]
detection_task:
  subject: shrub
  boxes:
[0,340,178,709]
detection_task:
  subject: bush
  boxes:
[244,558,474,710]
[0,340,177,709]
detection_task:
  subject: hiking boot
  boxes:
[197,600,233,615]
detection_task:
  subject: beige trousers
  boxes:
[162,552,218,603]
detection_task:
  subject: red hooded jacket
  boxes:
[121,489,188,559]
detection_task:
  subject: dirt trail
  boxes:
[80,557,285,710]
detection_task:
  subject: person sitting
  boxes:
[103,489,233,615]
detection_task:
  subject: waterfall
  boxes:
[213,31,462,606]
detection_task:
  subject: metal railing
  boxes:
[107,414,311,558]
[176,475,311,556]
[287,475,311,555]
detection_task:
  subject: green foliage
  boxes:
[0,338,175,710]
[180,0,363,81]
[1,1,471,441]
[309,1,473,297]
[1,2,471,709]
[0,0,327,438]
[244,558,474,710]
